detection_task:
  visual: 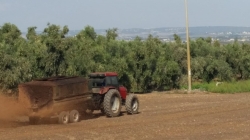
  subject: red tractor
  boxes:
[87,72,139,117]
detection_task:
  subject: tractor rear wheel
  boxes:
[103,89,122,117]
[125,94,139,114]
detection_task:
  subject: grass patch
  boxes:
[183,80,250,93]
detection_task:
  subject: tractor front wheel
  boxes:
[125,94,139,114]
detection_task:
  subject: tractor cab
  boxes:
[88,72,127,99]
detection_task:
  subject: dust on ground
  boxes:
[0,92,250,140]
[0,93,29,127]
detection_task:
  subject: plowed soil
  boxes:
[1,92,250,140]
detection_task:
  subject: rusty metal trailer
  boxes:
[18,76,92,124]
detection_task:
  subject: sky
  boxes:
[0,0,250,32]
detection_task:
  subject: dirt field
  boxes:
[1,92,250,140]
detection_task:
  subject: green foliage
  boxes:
[41,24,71,76]
[0,23,32,90]
[76,25,97,41]
[2,23,250,94]
[0,23,21,45]
[191,80,250,93]
[173,34,182,44]
[106,28,118,41]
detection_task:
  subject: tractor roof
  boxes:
[88,72,118,78]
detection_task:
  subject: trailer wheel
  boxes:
[29,116,39,125]
[69,110,80,123]
[58,111,69,124]
[103,89,122,117]
[125,94,139,114]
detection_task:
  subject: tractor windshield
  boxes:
[89,78,105,88]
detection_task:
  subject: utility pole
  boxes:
[185,0,192,92]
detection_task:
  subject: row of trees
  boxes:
[1,23,250,94]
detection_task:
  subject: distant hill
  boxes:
[22,26,250,42]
